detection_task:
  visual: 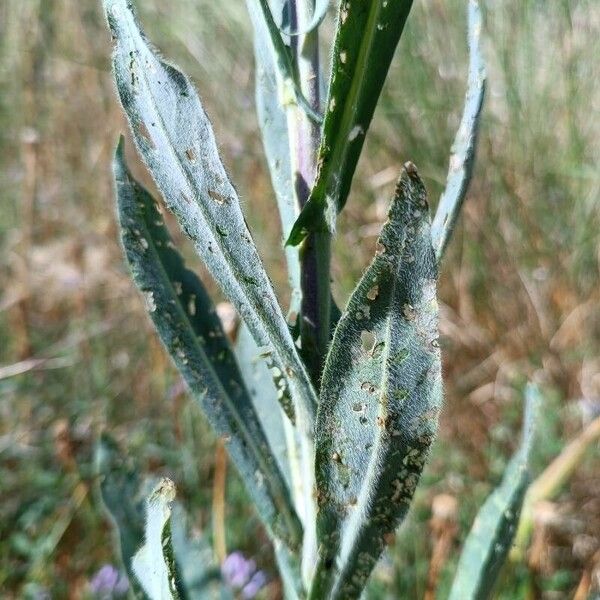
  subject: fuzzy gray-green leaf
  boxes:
[132,478,180,600]
[431,0,486,261]
[287,0,415,245]
[113,144,301,551]
[247,0,301,315]
[310,164,442,599]
[448,383,542,600]
[248,0,322,123]
[104,0,317,440]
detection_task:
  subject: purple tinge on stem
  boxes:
[221,551,267,598]
[89,564,129,599]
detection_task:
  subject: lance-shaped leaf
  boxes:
[104,0,317,440]
[96,434,148,599]
[287,0,415,245]
[310,164,442,599]
[132,478,181,600]
[448,383,542,600]
[114,144,302,551]
[431,0,486,262]
[246,0,301,316]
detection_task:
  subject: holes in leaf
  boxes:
[367,284,379,301]
[402,303,416,321]
[361,331,376,353]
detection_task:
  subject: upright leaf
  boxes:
[278,0,330,36]
[287,0,415,245]
[247,0,323,123]
[431,0,486,261]
[132,479,181,600]
[448,384,542,600]
[113,144,302,550]
[104,0,317,443]
[310,164,442,599]
[246,0,301,315]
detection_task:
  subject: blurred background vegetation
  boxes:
[1,0,599,598]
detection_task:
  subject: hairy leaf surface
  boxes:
[287,0,415,245]
[104,0,317,438]
[246,0,301,315]
[132,479,181,600]
[311,164,442,599]
[114,144,301,550]
[431,0,486,261]
[448,384,542,600]
[248,0,322,122]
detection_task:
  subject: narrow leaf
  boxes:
[246,0,301,315]
[431,0,486,261]
[113,144,302,550]
[96,434,148,599]
[104,0,317,442]
[278,0,330,36]
[287,0,415,245]
[132,478,180,600]
[249,0,323,122]
[310,164,442,599]
[448,383,542,600]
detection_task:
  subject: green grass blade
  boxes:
[104,0,317,442]
[132,479,181,600]
[96,434,149,599]
[113,144,302,551]
[310,163,442,599]
[287,0,415,245]
[246,0,301,316]
[431,0,486,261]
[448,383,542,600]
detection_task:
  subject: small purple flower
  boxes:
[221,551,267,598]
[242,570,268,599]
[89,564,129,599]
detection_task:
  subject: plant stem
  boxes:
[287,0,328,587]
[289,0,331,390]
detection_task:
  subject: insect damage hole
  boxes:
[361,330,376,353]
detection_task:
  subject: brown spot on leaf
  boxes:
[137,122,156,149]
[208,189,227,204]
